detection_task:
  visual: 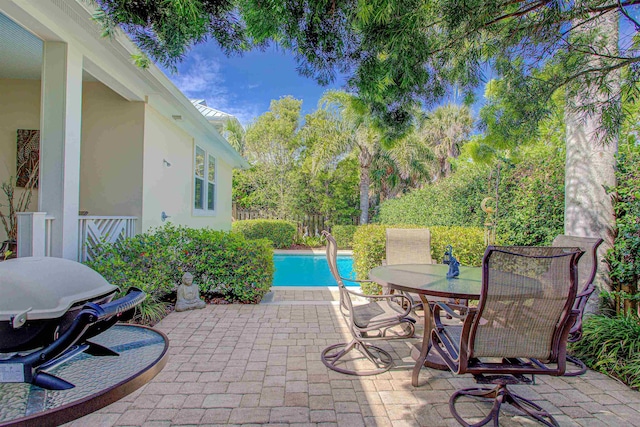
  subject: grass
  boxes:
[570,313,640,389]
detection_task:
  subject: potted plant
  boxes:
[0,165,38,259]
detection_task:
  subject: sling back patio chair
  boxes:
[552,235,603,376]
[431,246,583,427]
[321,231,416,376]
[385,227,468,315]
[384,228,433,312]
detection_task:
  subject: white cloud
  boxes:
[169,55,259,127]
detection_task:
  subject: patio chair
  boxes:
[431,245,583,427]
[552,235,603,376]
[321,231,416,376]
[384,228,433,311]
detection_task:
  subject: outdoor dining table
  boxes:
[368,264,482,387]
[0,324,168,427]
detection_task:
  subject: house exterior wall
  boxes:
[0,79,40,241]
[142,105,234,232]
[79,81,144,224]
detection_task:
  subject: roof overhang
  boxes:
[0,0,249,169]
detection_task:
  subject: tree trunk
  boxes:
[358,147,374,224]
[564,13,618,297]
[359,165,370,224]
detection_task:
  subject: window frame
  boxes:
[193,144,217,216]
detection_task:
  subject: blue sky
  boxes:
[166,43,345,126]
[164,14,640,128]
[166,41,490,127]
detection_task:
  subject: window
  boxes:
[194,145,216,213]
[207,154,215,210]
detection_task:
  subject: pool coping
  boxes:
[273,249,353,255]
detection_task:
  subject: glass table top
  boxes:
[0,324,168,427]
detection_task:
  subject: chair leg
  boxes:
[564,355,588,377]
[321,339,393,376]
[450,384,559,427]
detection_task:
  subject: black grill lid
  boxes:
[0,257,118,322]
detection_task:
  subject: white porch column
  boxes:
[39,42,83,260]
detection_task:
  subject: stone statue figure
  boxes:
[443,245,460,279]
[175,272,206,312]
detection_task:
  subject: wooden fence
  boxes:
[232,205,358,236]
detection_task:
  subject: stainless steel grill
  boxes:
[0,257,145,390]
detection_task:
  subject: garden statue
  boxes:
[175,272,206,312]
[443,245,460,279]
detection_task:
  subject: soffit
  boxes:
[0,12,99,82]
[0,13,42,80]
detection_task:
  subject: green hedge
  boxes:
[376,142,565,247]
[352,224,486,294]
[232,219,296,248]
[605,139,640,314]
[331,225,358,249]
[496,144,565,246]
[376,163,488,227]
[86,224,274,322]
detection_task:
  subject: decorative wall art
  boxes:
[16,129,39,188]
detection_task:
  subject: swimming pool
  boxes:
[273,254,356,286]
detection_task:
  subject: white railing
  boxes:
[16,212,52,258]
[78,216,137,262]
[45,216,54,257]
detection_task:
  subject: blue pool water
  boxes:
[273,254,355,286]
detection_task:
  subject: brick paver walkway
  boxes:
[69,289,640,426]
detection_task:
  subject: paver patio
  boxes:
[69,289,640,427]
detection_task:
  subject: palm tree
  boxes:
[420,104,473,178]
[309,90,381,224]
[222,118,246,156]
[372,126,435,202]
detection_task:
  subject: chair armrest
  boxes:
[433,303,476,328]
[341,277,375,285]
[433,302,467,319]
[576,283,596,299]
[341,285,413,318]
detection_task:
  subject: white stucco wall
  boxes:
[79,81,145,223]
[142,105,233,232]
[0,79,40,241]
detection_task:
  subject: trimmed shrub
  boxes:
[331,225,358,249]
[570,314,640,390]
[376,163,488,227]
[232,219,296,248]
[352,224,485,294]
[86,224,274,322]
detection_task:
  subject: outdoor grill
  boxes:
[0,257,145,390]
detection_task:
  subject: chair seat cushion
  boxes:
[352,300,408,329]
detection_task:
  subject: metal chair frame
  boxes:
[552,235,603,376]
[321,231,416,376]
[431,246,583,427]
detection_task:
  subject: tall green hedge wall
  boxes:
[495,144,565,245]
[376,163,488,227]
[376,142,565,247]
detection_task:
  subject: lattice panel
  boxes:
[79,217,136,262]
